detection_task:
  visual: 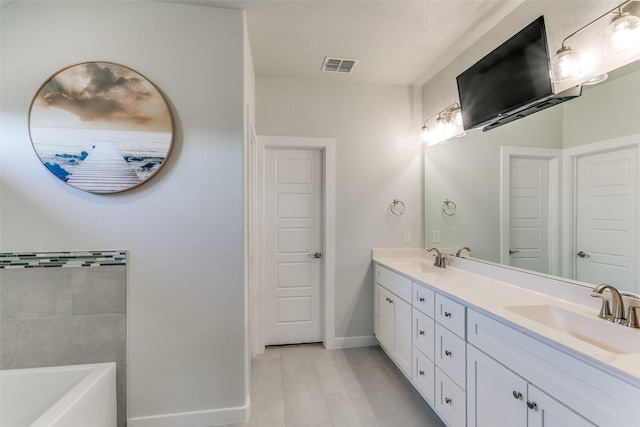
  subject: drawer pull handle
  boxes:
[419,297,425,302]
[419,370,425,376]
[445,397,452,404]
[512,391,523,400]
[527,401,538,410]
[444,312,452,318]
[419,330,425,336]
[444,350,452,357]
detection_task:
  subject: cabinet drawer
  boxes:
[435,293,466,338]
[413,309,435,360]
[375,264,412,303]
[435,323,466,389]
[413,347,435,406]
[413,282,435,317]
[435,367,466,427]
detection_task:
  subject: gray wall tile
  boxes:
[0,319,17,369]
[1,258,127,427]
[14,314,126,368]
[0,268,72,319]
[117,361,127,427]
[71,266,126,315]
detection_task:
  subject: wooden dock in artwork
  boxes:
[66,141,141,193]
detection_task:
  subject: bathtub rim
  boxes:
[1,362,117,427]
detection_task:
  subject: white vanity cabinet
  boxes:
[374,265,412,376]
[374,264,468,427]
[467,309,639,427]
[467,344,595,427]
[373,259,640,427]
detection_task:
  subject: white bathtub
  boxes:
[0,362,117,427]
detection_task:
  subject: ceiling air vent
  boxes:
[321,57,359,74]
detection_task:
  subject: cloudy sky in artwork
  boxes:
[31,62,172,132]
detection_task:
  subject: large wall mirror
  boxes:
[424,59,640,295]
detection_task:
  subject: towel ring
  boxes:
[442,199,457,216]
[390,199,405,216]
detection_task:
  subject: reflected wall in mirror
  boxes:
[424,60,640,294]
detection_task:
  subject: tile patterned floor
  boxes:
[228,344,446,427]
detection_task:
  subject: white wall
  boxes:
[256,77,422,341]
[242,11,256,401]
[563,66,640,148]
[1,2,250,426]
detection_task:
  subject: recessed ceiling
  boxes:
[164,0,525,86]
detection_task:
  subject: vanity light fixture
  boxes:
[421,103,464,147]
[605,4,640,54]
[551,0,640,83]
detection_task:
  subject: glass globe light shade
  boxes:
[605,12,640,55]
[421,125,431,144]
[551,46,581,82]
[451,108,463,127]
[433,117,446,139]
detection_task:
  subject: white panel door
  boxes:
[576,147,638,292]
[264,148,322,345]
[509,158,550,273]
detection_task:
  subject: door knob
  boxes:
[577,251,590,258]
[308,252,322,259]
[509,249,519,254]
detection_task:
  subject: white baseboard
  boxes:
[128,401,249,427]
[329,335,378,349]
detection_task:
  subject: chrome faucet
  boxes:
[592,284,626,324]
[456,247,471,257]
[427,247,446,268]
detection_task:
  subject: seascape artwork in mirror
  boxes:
[424,60,640,295]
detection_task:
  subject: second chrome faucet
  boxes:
[427,247,447,268]
[592,284,625,323]
[591,283,639,328]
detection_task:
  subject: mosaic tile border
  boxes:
[0,250,126,269]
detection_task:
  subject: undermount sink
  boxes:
[505,304,640,354]
[389,260,436,274]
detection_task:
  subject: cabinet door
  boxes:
[393,295,412,376]
[467,344,527,427]
[527,384,596,427]
[375,283,411,377]
[376,284,394,352]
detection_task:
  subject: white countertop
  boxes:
[372,252,640,385]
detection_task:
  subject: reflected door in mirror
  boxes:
[576,147,638,292]
[508,157,551,274]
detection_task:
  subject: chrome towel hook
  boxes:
[390,198,405,216]
[442,199,457,216]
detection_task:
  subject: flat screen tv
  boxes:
[456,16,554,131]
